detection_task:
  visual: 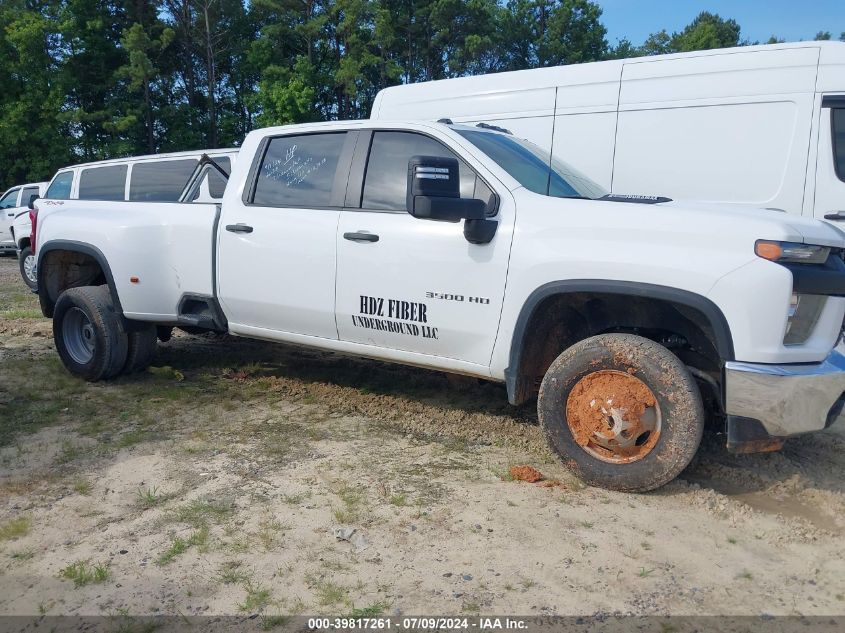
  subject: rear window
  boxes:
[79,165,128,200]
[129,159,199,201]
[251,133,347,207]
[46,172,73,199]
[834,109,845,183]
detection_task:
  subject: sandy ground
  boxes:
[1,256,845,619]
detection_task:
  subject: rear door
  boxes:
[334,129,512,367]
[217,131,356,339]
[813,96,845,223]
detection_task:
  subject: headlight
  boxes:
[755,240,830,264]
[784,293,826,345]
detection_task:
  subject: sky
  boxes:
[596,0,845,46]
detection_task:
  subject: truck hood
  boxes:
[659,199,845,248]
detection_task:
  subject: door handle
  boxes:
[343,231,379,243]
[225,223,253,233]
[824,211,845,221]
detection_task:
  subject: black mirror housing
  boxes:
[28,194,39,210]
[406,155,486,222]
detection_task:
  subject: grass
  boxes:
[218,560,249,585]
[350,602,390,617]
[72,479,93,496]
[331,482,366,524]
[0,516,31,541]
[638,567,655,578]
[238,580,273,613]
[59,560,110,587]
[9,549,35,562]
[171,497,235,527]
[136,486,163,508]
[257,516,287,551]
[156,526,209,565]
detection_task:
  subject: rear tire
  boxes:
[123,324,158,373]
[53,286,128,381]
[19,246,37,289]
[538,333,704,492]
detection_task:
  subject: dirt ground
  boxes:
[1,256,845,619]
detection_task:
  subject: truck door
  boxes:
[335,130,513,368]
[814,96,845,224]
[0,187,20,246]
[217,131,356,339]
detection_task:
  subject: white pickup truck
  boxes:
[32,120,845,492]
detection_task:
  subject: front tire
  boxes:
[53,286,129,381]
[19,246,37,289]
[538,333,704,492]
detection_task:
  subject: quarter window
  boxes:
[46,172,73,199]
[834,109,845,183]
[129,159,199,201]
[0,188,19,209]
[362,131,487,212]
[207,157,231,199]
[21,187,39,207]
[252,133,347,207]
[78,165,128,201]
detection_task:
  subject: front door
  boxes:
[814,97,845,223]
[335,130,513,368]
[217,131,355,340]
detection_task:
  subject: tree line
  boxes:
[1,0,842,188]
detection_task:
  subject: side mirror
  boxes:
[406,156,485,222]
[28,195,38,210]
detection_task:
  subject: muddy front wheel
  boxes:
[538,333,704,492]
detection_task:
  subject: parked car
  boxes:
[372,41,845,224]
[12,149,236,289]
[0,182,46,260]
[31,119,845,492]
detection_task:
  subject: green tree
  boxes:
[115,22,174,153]
[0,0,71,187]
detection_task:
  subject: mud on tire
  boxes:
[538,333,704,492]
[53,285,129,381]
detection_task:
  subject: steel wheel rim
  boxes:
[565,370,662,464]
[23,254,36,284]
[62,307,96,365]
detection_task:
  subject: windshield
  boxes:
[455,129,608,200]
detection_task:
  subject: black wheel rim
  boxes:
[62,307,96,365]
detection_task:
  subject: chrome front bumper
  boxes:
[725,346,845,437]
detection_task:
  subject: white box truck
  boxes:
[371,42,845,223]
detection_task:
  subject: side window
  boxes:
[21,187,39,207]
[79,165,128,201]
[0,189,20,209]
[361,131,487,212]
[252,133,347,207]
[129,159,199,201]
[46,172,73,199]
[834,109,845,183]
[207,156,231,199]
